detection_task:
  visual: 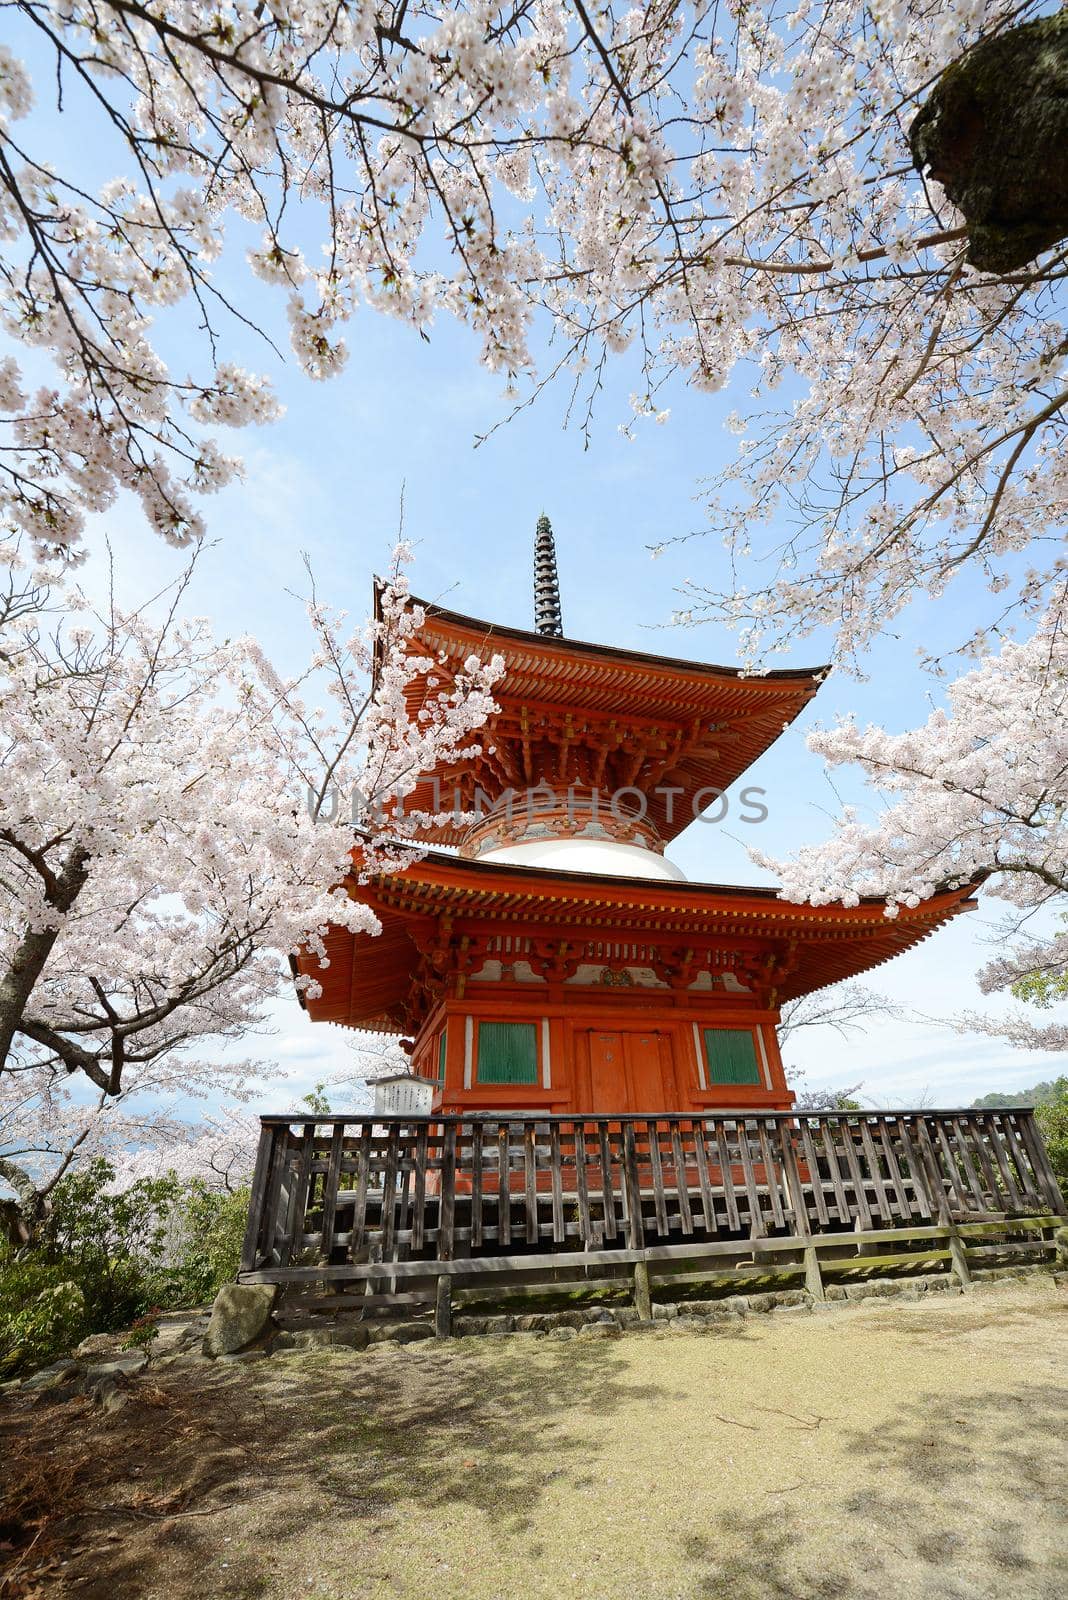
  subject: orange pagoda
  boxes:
[296,517,977,1116]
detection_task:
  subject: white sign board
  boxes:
[373,1075,435,1117]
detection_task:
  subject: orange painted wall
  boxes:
[410,982,793,1116]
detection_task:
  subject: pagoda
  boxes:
[296,518,977,1115]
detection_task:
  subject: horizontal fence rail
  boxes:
[239,1109,1065,1301]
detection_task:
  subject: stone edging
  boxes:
[4,1267,1061,1394]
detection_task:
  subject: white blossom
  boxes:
[755,592,1068,1041]
[0,0,1055,640]
[0,543,502,1219]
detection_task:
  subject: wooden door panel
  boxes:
[585,1028,674,1113]
[588,1031,624,1112]
[624,1031,666,1112]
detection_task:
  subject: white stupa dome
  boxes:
[478,836,687,882]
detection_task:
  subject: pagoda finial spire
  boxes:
[534,513,563,637]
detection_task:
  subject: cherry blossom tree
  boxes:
[755,591,1068,1047]
[102,1106,265,1194]
[777,983,902,1048]
[0,1060,265,1242]
[0,0,1063,1160]
[0,0,1061,663]
[0,543,502,1234]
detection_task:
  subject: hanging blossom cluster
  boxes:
[752,592,1068,1045]
[0,1,1061,646]
[0,544,502,1219]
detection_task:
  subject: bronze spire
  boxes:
[533,513,563,637]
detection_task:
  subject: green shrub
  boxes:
[0,1159,251,1376]
[33,1158,183,1333]
[143,1181,251,1309]
[1036,1078,1068,1203]
[0,1262,88,1376]
[122,1307,163,1356]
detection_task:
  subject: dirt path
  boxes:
[3,1277,1066,1599]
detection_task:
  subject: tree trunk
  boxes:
[909,12,1068,273]
[0,1156,49,1249]
[0,846,90,1071]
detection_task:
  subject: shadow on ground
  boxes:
[680,1382,1067,1600]
[2,1334,678,1597]
[2,1301,1065,1600]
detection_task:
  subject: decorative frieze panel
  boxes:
[405,923,793,1009]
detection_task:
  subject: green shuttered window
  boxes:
[703,1028,762,1087]
[477,1021,539,1085]
[437,1029,447,1084]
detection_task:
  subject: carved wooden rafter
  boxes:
[649,945,701,990]
[526,937,584,982]
[408,917,487,1004]
[756,939,802,1009]
[479,704,741,799]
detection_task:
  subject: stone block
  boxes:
[83,1351,147,1383]
[20,1359,79,1392]
[204,1283,278,1357]
[578,1320,621,1339]
[98,1380,129,1414]
[481,1315,515,1335]
[452,1316,487,1337]
[153,1313,208,1355]
[75,1331,119,1360]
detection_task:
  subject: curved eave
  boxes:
[296,849,981,1034]
[377,585,829,689]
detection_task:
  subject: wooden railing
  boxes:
[239,1109,1065,1297]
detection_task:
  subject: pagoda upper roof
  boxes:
[379,588,829,847]
[385,588,828,711]
[296,847,978,1035]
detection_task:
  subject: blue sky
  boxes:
[6,15,1065,1113]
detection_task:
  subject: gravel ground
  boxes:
[3,1275,1066,1599]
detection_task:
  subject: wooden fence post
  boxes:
[240,1122,275,1273]
[633,1258,653,1322]
[622,1121,644,1251]
[439,1120,458,1262]
[947,1226,972,1289]
[434,1273,452,1339]
[803,1244,825,1303]
[361,1242,382,1320]
[779,1123,825,1302]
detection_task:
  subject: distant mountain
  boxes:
[971,1078,1064,1109]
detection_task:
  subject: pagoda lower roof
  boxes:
[296,849,979,1034]
[382,592,828,848]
